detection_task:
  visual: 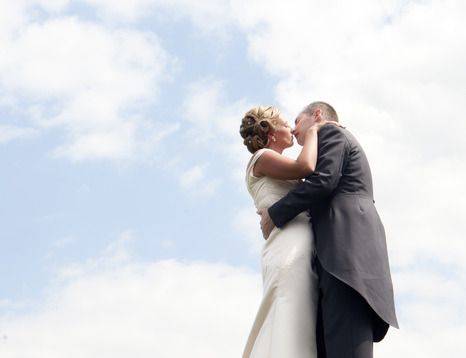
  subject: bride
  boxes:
[240,106,336,358]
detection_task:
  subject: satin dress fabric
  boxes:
[242,148,318,358]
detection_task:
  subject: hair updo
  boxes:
[239,106,281,154]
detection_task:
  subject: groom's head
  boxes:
[293,101,338,145]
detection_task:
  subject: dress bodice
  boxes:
[245,148,300,210]
[242,150,318,358]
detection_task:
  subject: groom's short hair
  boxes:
[302,101,338,122]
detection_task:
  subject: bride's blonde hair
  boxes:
[239,106,281,154]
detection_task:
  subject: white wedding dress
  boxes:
[242,148,319,358]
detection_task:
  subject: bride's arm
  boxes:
[253,127,319,180]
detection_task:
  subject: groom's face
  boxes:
[293,113,315,145]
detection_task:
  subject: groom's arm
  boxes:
[268,125,349,228]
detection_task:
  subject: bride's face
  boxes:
[272,116,294,148]
[293,112,314,145]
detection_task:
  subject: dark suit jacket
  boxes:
[268,124,399,339]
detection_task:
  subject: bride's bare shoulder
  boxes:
[246,148,273,178]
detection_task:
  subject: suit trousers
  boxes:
[315,258,377,358]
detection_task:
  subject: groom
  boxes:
[258,102,398,358]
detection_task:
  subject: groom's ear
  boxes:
[315,108,323,121]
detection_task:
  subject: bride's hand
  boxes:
[307,120,343,134]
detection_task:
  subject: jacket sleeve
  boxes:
[268,125,349,228]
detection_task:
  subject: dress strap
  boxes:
[246,148,271,179]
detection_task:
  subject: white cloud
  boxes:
[0,6,177,162]
[0,235,262,358]
[34,0,70,13]
[178,164,220,197]
[0,2,28,46]
[80,0,152,22]
[0,15,168,100]
[182,79,249,138]
[81,0,234,35]
[179,165,205,188]
[0,124,38,143]
[2,2,465,354]
[226,2,466,353]
[376,263,466,356]
[226,0,466,270]
[183,80,224,128]
[1,234,466,357]
[181,79,252,183]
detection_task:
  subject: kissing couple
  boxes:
[240,102,398,358]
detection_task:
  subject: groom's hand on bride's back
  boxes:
[257,208,275,240]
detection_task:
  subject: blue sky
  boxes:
[0,14,271,303]
[0,1,465,357]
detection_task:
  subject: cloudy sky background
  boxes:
[0,0,465,356]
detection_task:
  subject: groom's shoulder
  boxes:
[318,124,358,151]
[319,123,349,140]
